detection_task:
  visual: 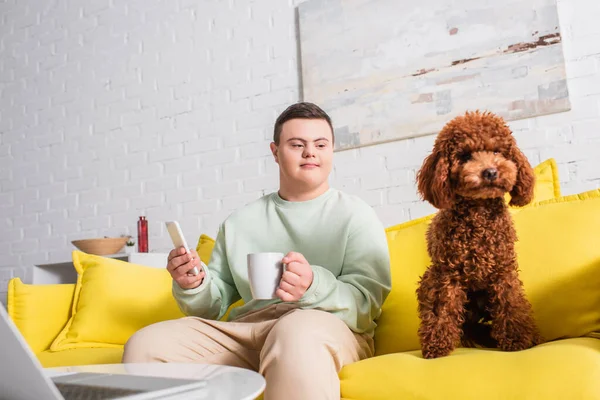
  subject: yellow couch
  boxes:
[6,159,600,399]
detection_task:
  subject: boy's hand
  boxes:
[167,247,205,290]
[276,251,314,302]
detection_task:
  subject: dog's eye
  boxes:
[459,152,472,162]
[493,150,500,155]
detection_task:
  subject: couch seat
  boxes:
[340,337,600,400]
[38,347,124,368]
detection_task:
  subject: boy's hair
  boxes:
[273,102,334,145]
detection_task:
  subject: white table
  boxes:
[45,363,265,400]
[32,253,169,284]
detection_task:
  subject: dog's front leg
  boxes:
[488,270,542,351]
[417,268,466,359]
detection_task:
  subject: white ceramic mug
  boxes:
[247,252,285,300]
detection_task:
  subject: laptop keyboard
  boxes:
[55,383,146,400]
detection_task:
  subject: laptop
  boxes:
[0,305,207,399]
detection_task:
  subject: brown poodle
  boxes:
[415,110,542,359]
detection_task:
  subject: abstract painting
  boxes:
[298,0,571,151]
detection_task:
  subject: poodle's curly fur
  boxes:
[415,110,542,359]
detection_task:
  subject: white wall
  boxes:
[1,0,599,301]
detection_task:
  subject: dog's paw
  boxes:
[497,330,538,351]
[498,338,534,351]
[421,340,455,359]
[421,346,453,359]
[494,321,540,351]
[419,320,461,359]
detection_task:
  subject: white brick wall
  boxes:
[1,0,600,303]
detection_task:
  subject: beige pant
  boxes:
[122,304,373,400]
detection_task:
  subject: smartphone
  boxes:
[165,221,200,276]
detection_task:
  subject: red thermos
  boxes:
[137,216,148,253]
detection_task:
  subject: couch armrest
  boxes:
[7,278,75,354]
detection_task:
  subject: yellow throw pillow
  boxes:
[376,189,600,355]
[50,251,185,351]
[531,157,561,200]
[515,189,600,340]
[376,215,433,354]
[7,279,75,354]
[195,233,215,262]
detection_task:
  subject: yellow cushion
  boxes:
[38,347,124,368]
[195,233,215,263]
[50,251,186,351]
[375,214,433,354]
[341,337,600,400]
[7,279,75,354]
[516,189,600,340]
[376,188,600,355]
[531,157,561,200]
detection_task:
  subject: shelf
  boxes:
[32,252,169,284]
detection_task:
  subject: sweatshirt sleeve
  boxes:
[172,224,241,320]
[298,208,391,334]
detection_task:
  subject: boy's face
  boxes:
[270,118,334,192]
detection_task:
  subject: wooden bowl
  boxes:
[71,237,129,256]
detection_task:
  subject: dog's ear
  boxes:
[508,145,535,207]
[417,146,453,209]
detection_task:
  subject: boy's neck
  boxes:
[278,181,330,202]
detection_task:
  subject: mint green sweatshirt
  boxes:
[172,188,391,336]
